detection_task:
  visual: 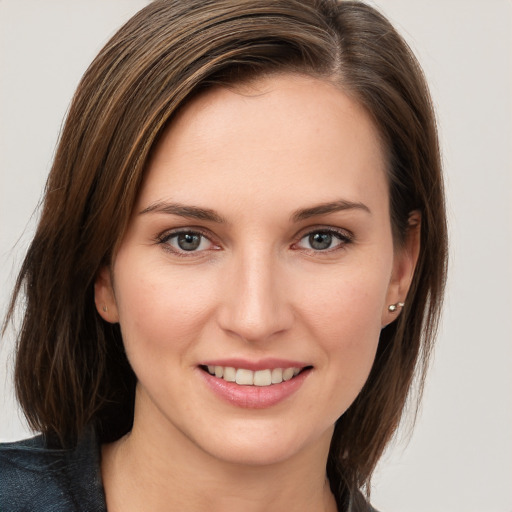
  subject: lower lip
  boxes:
[198,368,311,409]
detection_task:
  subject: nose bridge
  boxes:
[219,245,292,342]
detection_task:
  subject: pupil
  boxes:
[310,232,332,250]
[178,233,201,251]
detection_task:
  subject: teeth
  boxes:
[254,369,272,386]
[206,365,302,386]
[282,368,295,381]
[271,368,283,384]
[223,366,236,382]
[235,369,253,385]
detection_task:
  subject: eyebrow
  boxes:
[139,198,370,224]
[139,201,226,223]
[291,199,371,222]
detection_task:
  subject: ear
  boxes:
[382,211,421,327]
[94,266,119,323]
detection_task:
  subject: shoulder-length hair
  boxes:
[5,0,447,507]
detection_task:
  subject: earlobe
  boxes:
[382,211,421,327]
[94,266,119,323]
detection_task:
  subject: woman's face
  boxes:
[96,74,414,466]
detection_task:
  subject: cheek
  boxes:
[298,262,388,335]
[113,261,217,358]
[295,264,389,387]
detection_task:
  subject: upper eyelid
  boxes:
[157,225,351,237]
[157,226,214,241]
[296,225,353,240]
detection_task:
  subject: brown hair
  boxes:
[4,0,447,509]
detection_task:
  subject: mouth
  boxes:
[199,364,312,387]
[198,361,313,408]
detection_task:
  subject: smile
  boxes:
[199,363,312,408]
[202,365,304,386]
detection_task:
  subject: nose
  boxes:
[217,250,294,343]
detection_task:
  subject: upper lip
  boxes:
[198,358,311,371]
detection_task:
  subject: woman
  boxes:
[0,1,447,511]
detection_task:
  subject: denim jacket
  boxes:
[0,430,106,512]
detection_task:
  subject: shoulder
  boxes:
[0,429,106,512]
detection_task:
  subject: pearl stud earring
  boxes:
[388,302,404,312]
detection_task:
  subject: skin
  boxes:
[95,74,419,512]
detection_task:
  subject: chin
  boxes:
[194,419,334,468]
[207,441,306,467]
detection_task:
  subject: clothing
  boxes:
[0,431,106,512]
[1,430,377,512]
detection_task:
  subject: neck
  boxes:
[101,394,337,512]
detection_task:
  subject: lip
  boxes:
[199,358,310,372]
[197,364,312,409]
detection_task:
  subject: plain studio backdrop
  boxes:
[1,1,511,511]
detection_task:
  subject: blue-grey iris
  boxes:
[177,233,201,251]
[309,232,332,250]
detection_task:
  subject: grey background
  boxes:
[1,1,511,511]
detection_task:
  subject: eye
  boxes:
[296,229,351,252]
[159,230,215,254]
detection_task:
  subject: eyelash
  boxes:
[155,227,353,257]
[156,228,219,257]
[293,227,353,253]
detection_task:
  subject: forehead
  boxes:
[138,74,387,217]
